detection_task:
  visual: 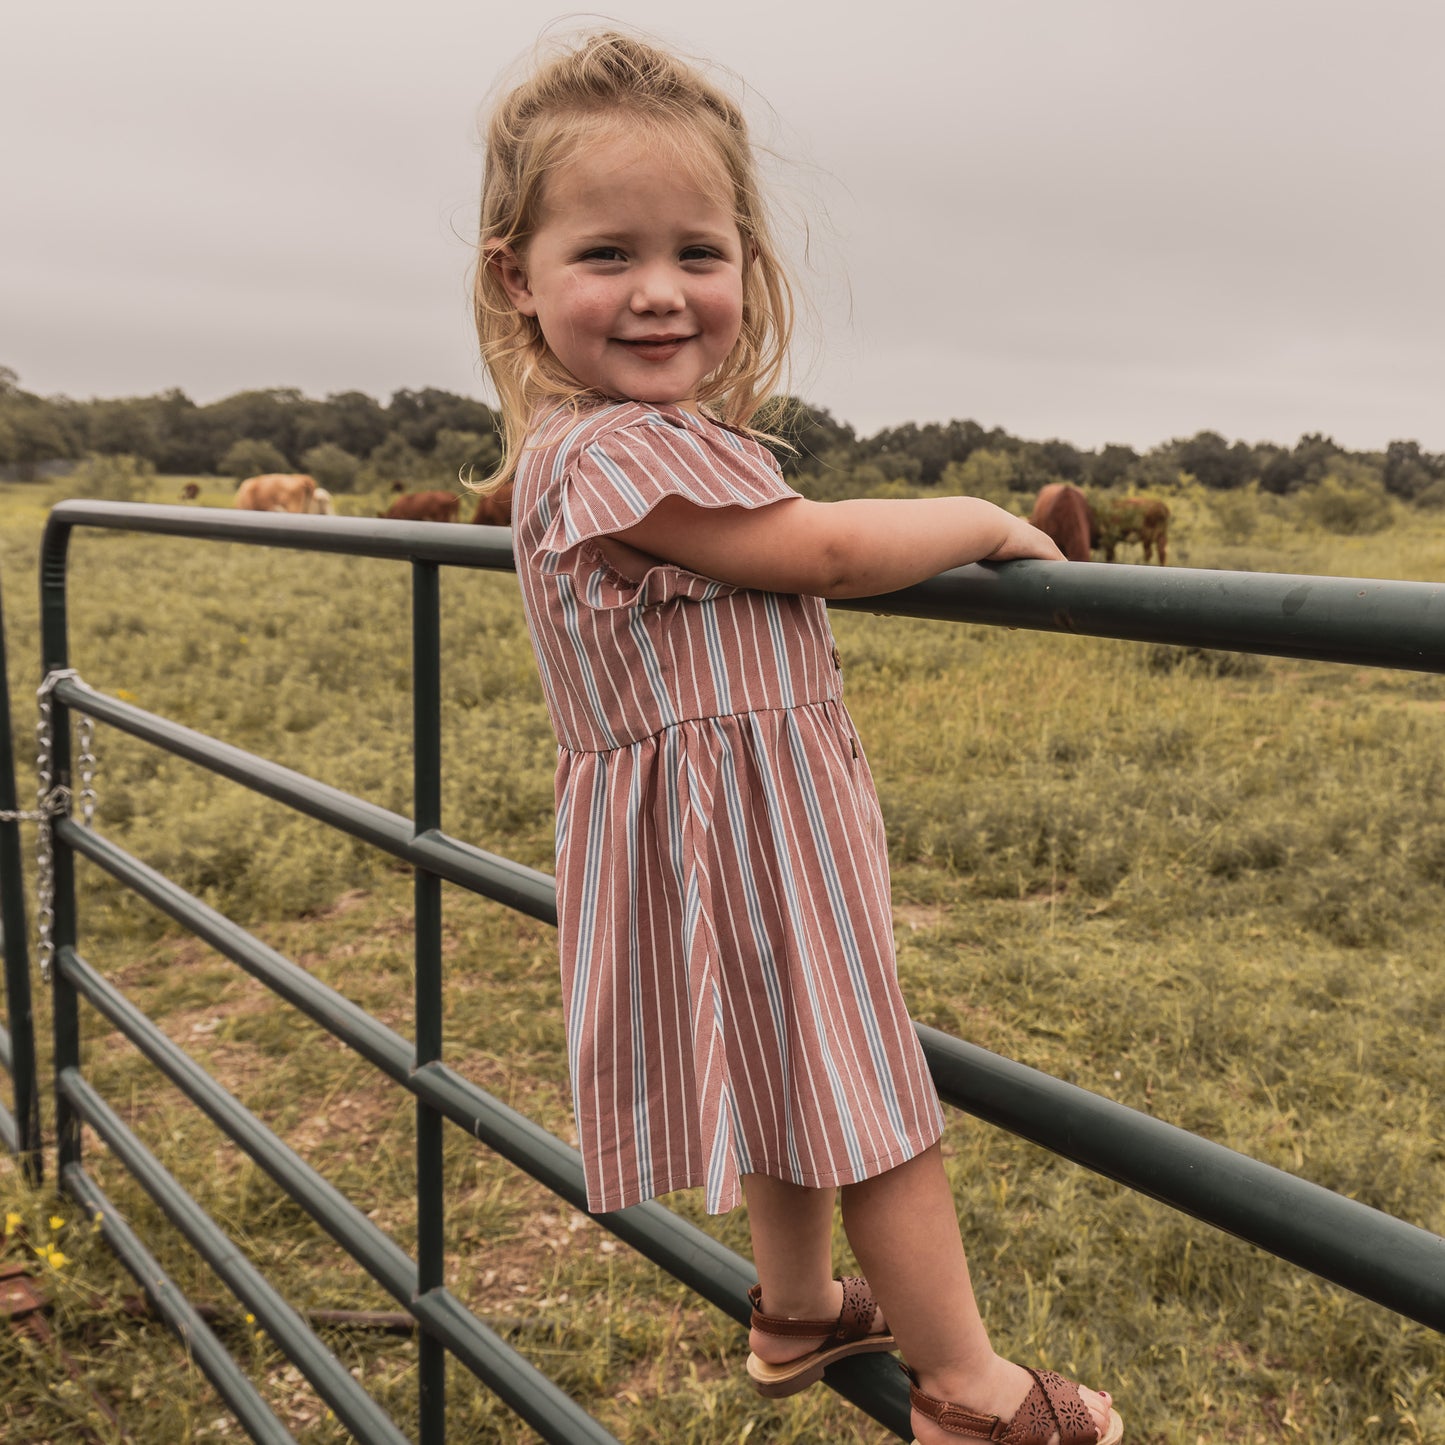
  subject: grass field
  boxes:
[1,475,1443,1444]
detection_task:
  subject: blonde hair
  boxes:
[473,30,796,490]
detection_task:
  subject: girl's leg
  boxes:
[841,1143,1113,1445]
[742,1173,882,1365]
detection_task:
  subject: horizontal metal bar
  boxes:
[60,821,418,1081]
[58,1067,413,1445]
[61,1164,296,1445]
[920,1024,1445,1331]
[59,943,417,1301]
[834,559,1445,673]
[54,679,557,925]
[45,499,518,570]
[411,1288,621,1445]
[44,501,1445,671]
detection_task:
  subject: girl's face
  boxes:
[495,131,745,410]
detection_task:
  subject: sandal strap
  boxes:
[904,1364,1099,1445]
[747,1275,879,1344]
[1004,1369,1097,1445]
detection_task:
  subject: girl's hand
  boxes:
[984,516,1066,563]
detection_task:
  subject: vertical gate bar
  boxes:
[413,560,446,1442]
[0,576,42,1179]
[38,516,80,1176]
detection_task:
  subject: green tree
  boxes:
[941,449,1018,506]
[361,431,427,488]
[0,399,74,478]
[300,443,361,492]
[1259,433,1338,495]
[207,388,306,462]
[219,437,290,480]
[1089,443,1138,489]
[1382,440,1440,501]
[1173,430,1255,490]
[430,428,501,486]
[87,400,160,458]
[386,388,499,453]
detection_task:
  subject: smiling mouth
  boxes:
[617,335,695,351]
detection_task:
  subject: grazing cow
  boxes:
[308,487,335,516]
[235,473,317,513]
[469,481,514,527]
[1028,483,1092,562]
[383,490,461,523]
[1091,496,1170,565]
[180,481,200,501]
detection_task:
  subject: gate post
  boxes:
[413,559,446,1442]
[0,574,42,1179]
[39,535,82,1177]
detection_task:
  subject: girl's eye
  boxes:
[580,247,625,263]
[680,246,721,263]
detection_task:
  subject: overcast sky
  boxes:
[5,0,1443,453]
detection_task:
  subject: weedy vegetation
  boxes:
[1,477,1443,1443]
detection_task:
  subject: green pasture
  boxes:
[0,476,1442,1443]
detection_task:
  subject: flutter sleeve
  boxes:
[536,409,799,610]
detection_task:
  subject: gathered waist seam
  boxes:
[555,692,844,756]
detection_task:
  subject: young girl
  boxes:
[475,31,1123,1445]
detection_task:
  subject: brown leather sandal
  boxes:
[744,1275,896,1397]
[905,1362,1124,1444]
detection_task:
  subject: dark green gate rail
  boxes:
[12,499,1445,1442]
[0,567,42,1177]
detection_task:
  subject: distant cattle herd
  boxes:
[196,473,1163,560]
[1029,482,1169,565]
[209,474,516,526]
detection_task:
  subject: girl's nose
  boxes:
[630,264,685,314]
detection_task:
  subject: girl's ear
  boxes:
[489,243,538,317]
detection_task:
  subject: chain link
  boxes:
[31,668,96,983]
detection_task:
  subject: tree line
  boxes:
[2,366,1443,510]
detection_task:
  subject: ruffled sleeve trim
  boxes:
[537,405,798,611]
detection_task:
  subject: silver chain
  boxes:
[29,669,97,983]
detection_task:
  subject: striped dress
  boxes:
[513,400,944,1215]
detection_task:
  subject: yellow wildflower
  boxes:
[48,1250,67,1269]
[49,1215,65,1231]
[4,1212,21,1235]
[244,1313,255,1324]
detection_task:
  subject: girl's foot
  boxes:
[908,1354,1120,1445]
[745,1276,895,1396]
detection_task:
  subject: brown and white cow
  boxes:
[235,473,317,513]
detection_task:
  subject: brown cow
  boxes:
[469,481,514,526]
[1029,483,1092,562]
[1091,496,1170,565]
[235,473,317,513]
[308,487,335,516]
[383,490,461,523]
[180,481,200,501]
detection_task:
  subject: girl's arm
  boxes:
[610,493,1064,599]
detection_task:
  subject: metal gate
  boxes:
[2,497,1442,1442]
